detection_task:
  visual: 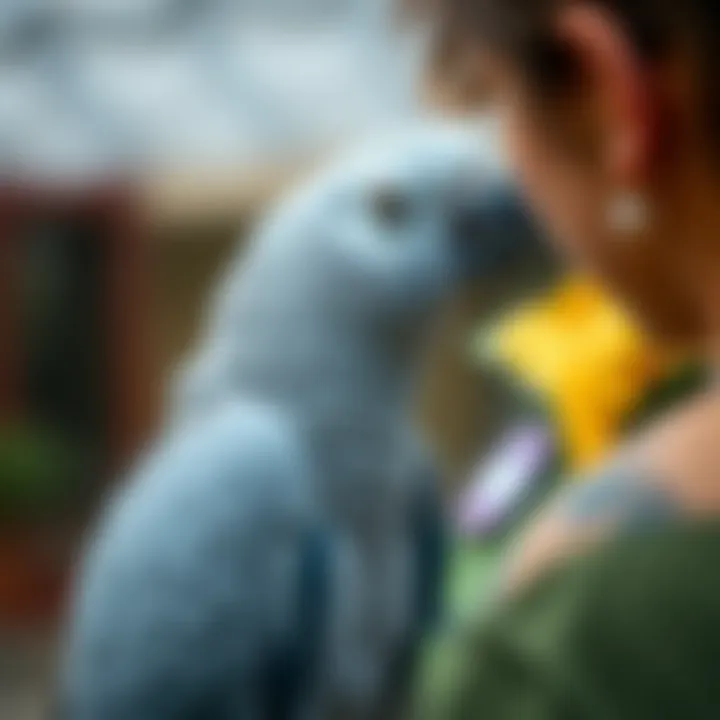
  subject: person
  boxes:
[407,0,720,717]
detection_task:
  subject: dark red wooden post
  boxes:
[103,188,156,473]
[0,182,157,626]
[0,191,23,423]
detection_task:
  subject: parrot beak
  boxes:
[452,181,547,284]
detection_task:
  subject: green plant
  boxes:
[0,424,82,522]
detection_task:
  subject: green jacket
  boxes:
[424,523,720,719]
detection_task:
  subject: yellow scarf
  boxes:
[479,277,679,473]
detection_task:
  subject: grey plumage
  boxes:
[62,121,536,719]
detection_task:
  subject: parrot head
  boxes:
[173,121,545,418]
[235,121,543,333]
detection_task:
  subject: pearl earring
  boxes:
[606,191,648,236]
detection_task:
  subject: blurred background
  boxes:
[0,2,704,717]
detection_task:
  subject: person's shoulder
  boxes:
[502,460,679,592]
[504,389,720,593]
[432,522,720,720]
[631,387,720,510]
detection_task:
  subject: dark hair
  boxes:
[408,0,718,103]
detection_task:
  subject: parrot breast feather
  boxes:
[63,402,325,720]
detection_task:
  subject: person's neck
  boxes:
[665,157,720,369]
[698,276,720,370]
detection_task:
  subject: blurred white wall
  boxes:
[0,0,428,179]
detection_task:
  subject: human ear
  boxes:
[556,3,660,186]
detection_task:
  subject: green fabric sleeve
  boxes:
[424,523,720,720]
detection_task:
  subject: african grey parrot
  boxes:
[60,122,539,720]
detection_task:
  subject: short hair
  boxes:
[405,0,717,107]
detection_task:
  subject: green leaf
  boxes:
[0,424,84,520]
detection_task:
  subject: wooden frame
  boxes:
[0,183,156,625]
[0,183,155,478]
[0,194,22,423]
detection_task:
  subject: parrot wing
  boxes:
[62,402,329,720]
[412,458,448,638]
[380,445,448,719]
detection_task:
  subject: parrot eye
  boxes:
[370,187,411,229]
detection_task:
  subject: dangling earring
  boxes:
[606,190,649,237]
